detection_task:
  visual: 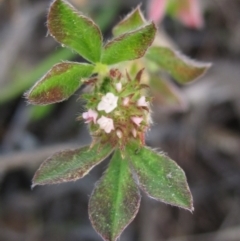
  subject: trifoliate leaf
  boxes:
[150,76,187,110]
[101,22,156,65]
[112,6,146,37]
[48,0,102,63]
[32,143,114,187]
[89,149,141,241]
[26,62,94,105]
[146,46,211,84]
[126,141,193,211]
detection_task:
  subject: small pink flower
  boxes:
[131,116,143,126]
[97,92,118,113]
[137,96,148,107]
[123,97,130,106]
[97,116,114,133]
[132,128,137,138]
[115,82,122,92]
[82,109,98,124]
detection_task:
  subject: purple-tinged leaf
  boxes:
[89,149,140,241]
[32,143,114,187]
[48,0,102,63]
[113,6,146,37]
[25,62,94,105]
[126,141,193,211]
[146,46,211,84]
[101,22,156,65]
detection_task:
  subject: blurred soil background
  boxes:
[1,0,240,240]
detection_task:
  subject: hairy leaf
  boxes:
[150,76,187,110]
[112,6,146,37]
[48,0,102,63]
[32,143,114,187]
[126,141,193,211]
[146,46,211,84]
[26,62,94,105]
[101,22,156,65]
[89,149,140,241]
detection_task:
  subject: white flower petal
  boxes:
[97,92,118,113]
[137,96,148,107]
[97,116,114,133]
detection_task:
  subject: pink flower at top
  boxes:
[147,0,203,29]
[148,0,168,23]
[137,96,148,107]
[97,92,118,113]
[177,0,203,29]
[97,116,114,133]
[82,109,98,124]
[131,116,143,126]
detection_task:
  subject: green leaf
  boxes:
[101,22,156,65]
[112,6,146,37]
[126,141,193,211]
[146,46,211,84]
[89,149,140,241]
[26,62,94,105]
[48,0,102,63]
[150,76,186,109]
[32,143,114,187]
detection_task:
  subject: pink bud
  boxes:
[131,116,143,126]
[116,130,122,138]
[132,128,137,138]
[123,97,130,106]
[115,82,122,92]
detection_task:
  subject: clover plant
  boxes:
[25,1,211,240]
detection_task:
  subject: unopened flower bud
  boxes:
[131,116,143,126]
[116,130,122,138]
[115,82,122,92]
[123,97,130,106]
[132,128,137,138]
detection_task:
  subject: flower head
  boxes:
[97,92,118,113]
[82,109,98,124]
[97,116,114,133]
